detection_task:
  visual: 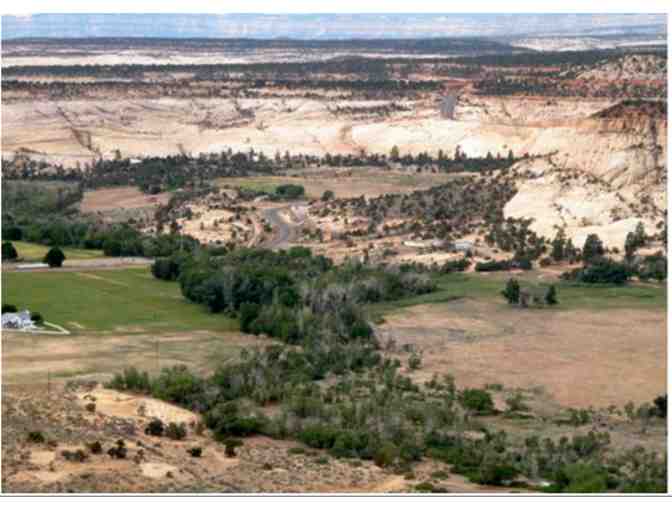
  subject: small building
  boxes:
[1,310,35,330]
[453,240,474,253]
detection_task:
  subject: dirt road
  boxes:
[2,257,153,273]
[261,207,297,249]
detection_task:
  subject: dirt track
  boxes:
[2,257,153,273]
[261,206,300,249]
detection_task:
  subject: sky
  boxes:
[1,13,667,40]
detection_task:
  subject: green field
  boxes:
[2,267,237,334]
[11,241,104,262]
[370,271,667,318]
[2,266,665,335]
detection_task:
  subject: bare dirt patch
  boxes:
[80,186,171,213]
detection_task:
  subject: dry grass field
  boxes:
[80,186,171,213]
[380,299,666,409]
[219,168,457,199]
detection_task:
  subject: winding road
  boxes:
[261,206,302,249]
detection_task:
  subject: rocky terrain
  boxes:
[2,383,510,493]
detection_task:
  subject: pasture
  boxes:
[218,168,456,200]
[10,241,104,262]
[1,267,237,333]
[374,272,666,409]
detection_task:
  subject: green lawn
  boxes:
[233,179,280,195]
[1,267,238,334]
[369,271,667,318]
[11,241,104,262]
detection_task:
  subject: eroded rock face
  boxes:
[503,157,664,249]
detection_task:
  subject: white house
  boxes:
[1,310,35,330]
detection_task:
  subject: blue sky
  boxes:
[1,13,666,40]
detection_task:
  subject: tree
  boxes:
[321,190,335,201]
[582,234,605,264]
[624,232,638,261]
[408,352,422,371]
[501,278,520,305]
[551,230,566,262]
[389,145,400,162]
[224,438,243,457]
[44,247,66,268]
[652,395,667,419]
[2,241,18,261]
[634,221,647,247]
[544,285,558,306]
[565,238,577,263]
[460,388,496,415]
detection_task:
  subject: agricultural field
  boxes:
[1,266,259,388]
[219,169,458,200]
[1,267,237,333]
[10,241,104,262]
[371,271,668,316]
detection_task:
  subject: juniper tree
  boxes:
[545,285,558,306]
[44,246,66,268]
[501,278,520,305]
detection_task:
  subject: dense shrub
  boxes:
[299,424,339,449]
[151,254,188,281]
[275,184,305,200]
[460,389,496,415]
[2,241,18,261]
[188,447,203,458]
[150,365,206,407]
[561,259,630,285]
[44,246,66,268]
[224,438,243,457]
[440,257,471,273]
[205,402,266,438]
[476,259,511,272]
[145,418,165,437]
[2,304,18,314]
[107,440,128,459]
[652,395,667,419]
[107,367,151,393]
[27,431,46,443]
[166,422,187,440]
[88,441,103,454]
